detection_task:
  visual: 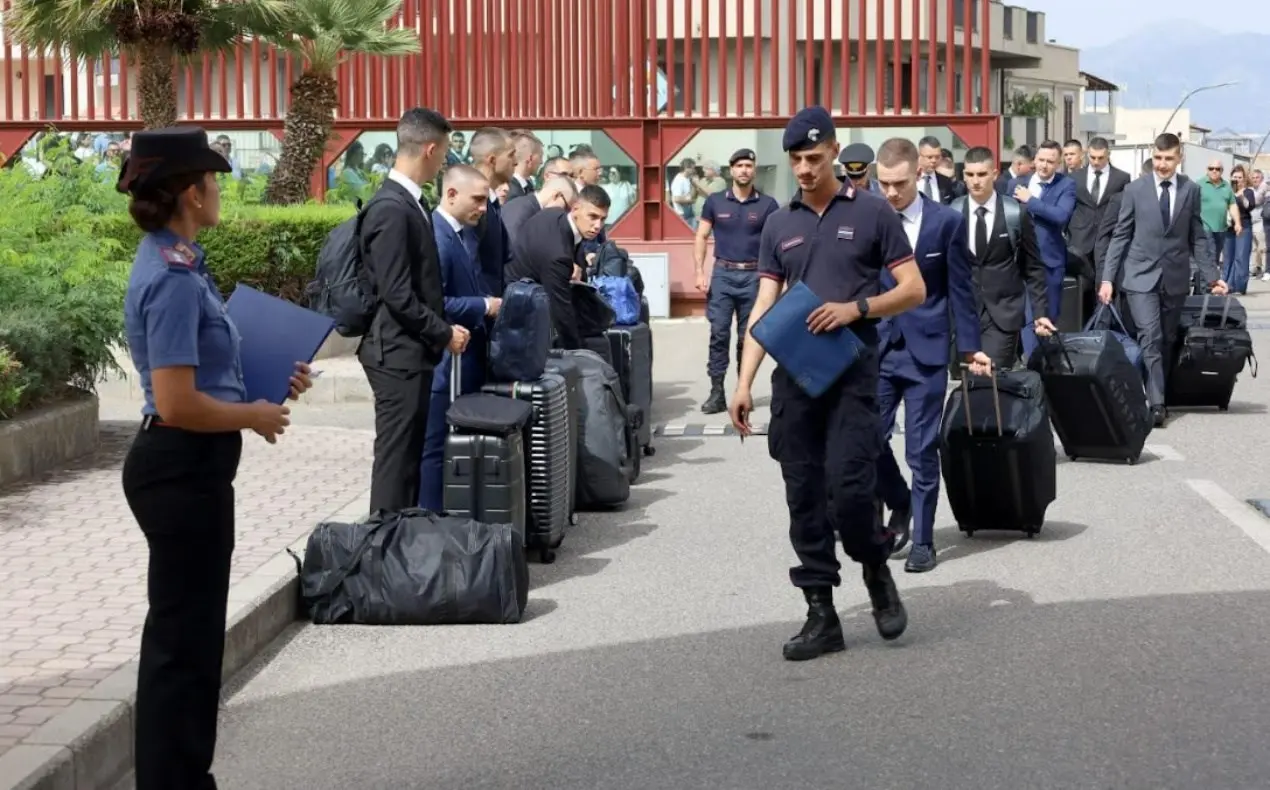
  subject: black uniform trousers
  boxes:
[365,365,433,513]
[768,347,891,588]
[122,423,242,790]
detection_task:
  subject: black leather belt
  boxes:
[716,260,758,271]
[140,415,170,431]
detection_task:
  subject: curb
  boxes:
[0,490,371,790]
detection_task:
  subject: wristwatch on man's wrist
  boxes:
[856,297,870,319]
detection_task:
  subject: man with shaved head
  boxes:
[502,175,576,245]
[508,129,543,200]
[417,163,503,510]
[468,127,518,294]
[1198,157,1240,273]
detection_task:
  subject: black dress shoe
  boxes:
[1151,405,1167,428]
[887,507,912,557]
[862,564,907,640]
[782,588,846,661]
[905,544,937,573]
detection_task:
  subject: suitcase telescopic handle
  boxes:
[1197,293,1233,328]
[958,367,1004,438]
[448,350,462,434]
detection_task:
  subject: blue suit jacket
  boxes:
[432,211,493,395]
[1007,172,1076,271]
[476,198,514,297]
[877,196,981,368]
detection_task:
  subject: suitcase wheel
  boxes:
[569,513,579,526]
[1125,456,1136,465]
[1068,454,1078,462]
[539,548,558,564]
[1219,402,1231,411]
[643,445,656,457]
[959,525,975,537]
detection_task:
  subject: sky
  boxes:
[1018,0,1252,49]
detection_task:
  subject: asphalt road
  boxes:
[213,301,1270,790]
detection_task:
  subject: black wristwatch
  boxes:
[856,297,870,318]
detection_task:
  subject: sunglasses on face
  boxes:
[1209,167,1223,172]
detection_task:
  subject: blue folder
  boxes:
[226,284,336,404]
[750,281,865,398]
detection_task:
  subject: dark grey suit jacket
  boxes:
[1103,174,1218,296]
[1068,165,1131,257]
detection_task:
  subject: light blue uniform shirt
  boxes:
[123,229,247,417]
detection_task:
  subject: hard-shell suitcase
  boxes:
[1057,276,1086,333]
[605,323,655,457]
[482,373,573,563]
[939,370,1056,537]
[1029,314,1152,465]
[545,355,583,515]
[442,355,532,537]
[1167,296,1256,410]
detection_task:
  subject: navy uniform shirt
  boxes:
[758,182,914,346]
[123,228,247,417]
[701,188,781,263]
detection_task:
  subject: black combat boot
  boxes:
[701,377,727,414]
[862,563,908,641]
[782,587,846,661]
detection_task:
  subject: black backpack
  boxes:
[306,198,376,338]
[593,240,645,295]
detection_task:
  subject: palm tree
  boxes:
[5,0,289,130]
[260,0,419,205]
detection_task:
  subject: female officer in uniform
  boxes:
[118,127,310,790]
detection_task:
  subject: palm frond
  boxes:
[202,0,294,50]
[258,0,419,74]
[5,0,119,56]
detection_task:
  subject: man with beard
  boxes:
[692,148,781,414]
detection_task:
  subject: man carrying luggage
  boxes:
[872,137,991,574]
[693,148,780,415]
[1100,132,1228,428]
[728,107,928,662]
[418,165,502,510]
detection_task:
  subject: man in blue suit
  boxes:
[468,127,519,297]
[873,138,991,573]
[418,165,503,510]
[1007,139,1075,359]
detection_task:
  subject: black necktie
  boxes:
[1091,170,1103,203]
[1159,180,1172,228]
[974,206,989,261]
[419,198,431,226]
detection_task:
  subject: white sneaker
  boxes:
[1262,272,1270,282]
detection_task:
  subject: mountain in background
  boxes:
[1079,23,1262,134]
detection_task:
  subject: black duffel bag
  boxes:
[293,508,529,625]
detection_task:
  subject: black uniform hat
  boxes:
[116,126,233,194]
[782,106,835,152]
[728,148,756,166]
[839,143,875,177]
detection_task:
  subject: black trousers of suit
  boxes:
[978,311,1019,370]
[365,364,433,513]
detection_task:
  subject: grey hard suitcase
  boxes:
[442,355,531,538]
[545,355,583,516]
[605,323,655,457]
[483,372,573,563]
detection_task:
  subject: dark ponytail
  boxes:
[127,171,208,233]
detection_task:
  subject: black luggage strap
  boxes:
[287,514,392,600]
[959,370,1004,438]
[1035,333,1075,374]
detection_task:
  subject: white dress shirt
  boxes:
[1154,172,1177,222]
[1028,173,1052,199]
[1087,167,1107,203]
[389,169,430,224]
[898,195,924,250]
[967,194,995,257]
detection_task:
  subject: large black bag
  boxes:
[295,509,529,626]
[940,370,1056,537]
[1168,295,1256,410]
[561,349,633,508]
[1029,330,1152,464]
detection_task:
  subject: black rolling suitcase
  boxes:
[1029,329,1152,464]
[605,323,655,457]
[482,373,572,563]
[442,356,532,537]
[939,370,1056,538]
[1057,276,1086,333]
[1167,295,1256,410]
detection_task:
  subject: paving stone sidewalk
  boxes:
[0,418,373,756]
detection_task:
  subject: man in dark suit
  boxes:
[916,135,964,205]
[469,127,518,296]
[956,146,1055,369]
[359,108,471,513]
[502,176,576,245]
[417,165,502,510]
[1068,137,1130,276]
[1007,139,1076,359]
[872,138,990,573]
[506,184,611,350]
[994,145,1033,195]
[506,129,542,200]
[1101,133,1228,427]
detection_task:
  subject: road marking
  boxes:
[1187,480,1270,556]
[656,422,769,437]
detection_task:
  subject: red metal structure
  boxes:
[0,0,1000,311]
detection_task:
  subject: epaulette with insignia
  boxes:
[160,246,194,269]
